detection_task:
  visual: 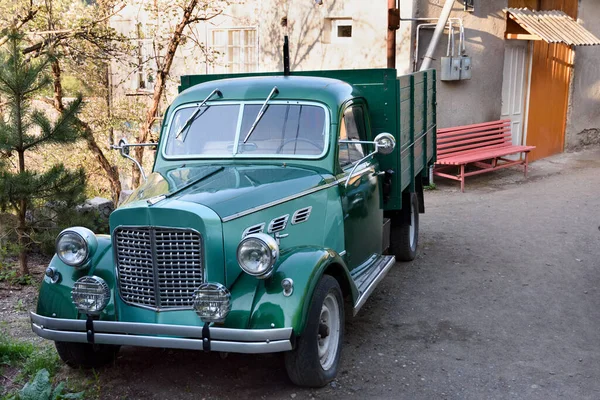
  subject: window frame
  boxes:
[330,18,353,43]
[338,103,370,171]
[210,27,259,74]
[161,100,331,161]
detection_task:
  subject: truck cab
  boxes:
[31,69,436,387]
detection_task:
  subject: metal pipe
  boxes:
[387,0,398,68]
[420,0,457,71]
[414,20,462,71]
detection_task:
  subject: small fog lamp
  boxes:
[71,276,110,315]
[236,233,279,279]
[193,283,231,323]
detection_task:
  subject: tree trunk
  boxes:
[15,90,28,275]
[17,199,29,276]
[50,59,122,204]
[132,0,200,188]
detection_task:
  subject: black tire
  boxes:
[284,275,344,387]
[390,192,419,261]
[55,341,120,369]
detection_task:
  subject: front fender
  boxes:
[247,246,356,335]
[36,235,116,320]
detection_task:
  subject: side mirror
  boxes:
[110,138,158,182]
[374,133,396,155]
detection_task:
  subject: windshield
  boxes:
[164,102,327,158]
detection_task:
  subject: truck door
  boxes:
[336,103,383,270]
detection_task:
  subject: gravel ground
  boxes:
[2,148,600,399]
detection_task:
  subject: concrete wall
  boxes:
[565,0,600,148]
[415,0,507,129]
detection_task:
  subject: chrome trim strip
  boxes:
[338,250,347,257]
[352,256,396,316]
[221,167,374,223]
[30,312,293,354]
[222,181,338,222]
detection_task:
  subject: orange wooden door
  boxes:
[525,41,574,161]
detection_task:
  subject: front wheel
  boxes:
[55,341,120,369]
[390,191,419,261]
[284,275,344,387]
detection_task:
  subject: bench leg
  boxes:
[524,153,529,178]
[460,164,465,193]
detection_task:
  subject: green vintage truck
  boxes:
[30,68,436,387]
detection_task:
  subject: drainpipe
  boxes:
[387,0,400,68]
[419,0,456,71]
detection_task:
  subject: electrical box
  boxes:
[460,56,472,80]
[441,57,461,81]
[440,56,472,81]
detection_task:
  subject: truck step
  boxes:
[351,255,396,316]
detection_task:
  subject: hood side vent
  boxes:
[292,206,312,225]
[242,223,265,239]
[268,214,289,233]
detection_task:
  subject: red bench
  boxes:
[433,119,536,192]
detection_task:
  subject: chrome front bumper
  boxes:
[30,312,293,354]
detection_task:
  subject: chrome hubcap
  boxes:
[317,292,340,370]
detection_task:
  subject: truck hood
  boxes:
[121,165,327,220]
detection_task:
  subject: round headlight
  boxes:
[72,276,110,315]
[56,227,97,267]
[236,233,279,279]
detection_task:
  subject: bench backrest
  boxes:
[437,119,512,160]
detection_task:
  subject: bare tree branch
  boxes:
[0,3,38,47]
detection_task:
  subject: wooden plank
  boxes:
[505,33,541,40]
[438,146,535,164]
[438,121,510,136]
[438,119,511,134]
[438,138,512,156]
[437,143,515,160]
[437,127,511,141]
[438,133,512,149]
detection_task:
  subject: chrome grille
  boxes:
[115,227,203,309]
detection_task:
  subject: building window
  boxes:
[211,28,257,73]
[323,18,353,44]
[131,23,157,93]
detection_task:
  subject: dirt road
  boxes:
[5,149,600,399]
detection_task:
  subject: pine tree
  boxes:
[0,32,86,275]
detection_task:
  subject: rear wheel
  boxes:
[55,341,120,369]
[284,275,344,387]
[390,192,419,261]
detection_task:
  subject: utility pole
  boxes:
[387,0,400,68]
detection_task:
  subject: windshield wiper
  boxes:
[175,88,222,141]
[242,86,279,143]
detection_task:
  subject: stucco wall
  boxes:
[110,0,415,103]
[415,0,507,129]
[565,0,600,148]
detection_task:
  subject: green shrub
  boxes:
[18,369,84,400]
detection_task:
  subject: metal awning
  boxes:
[504,8,600,46]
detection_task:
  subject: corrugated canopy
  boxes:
[505,8,600,46]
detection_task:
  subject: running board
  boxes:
[352,255,396,316]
